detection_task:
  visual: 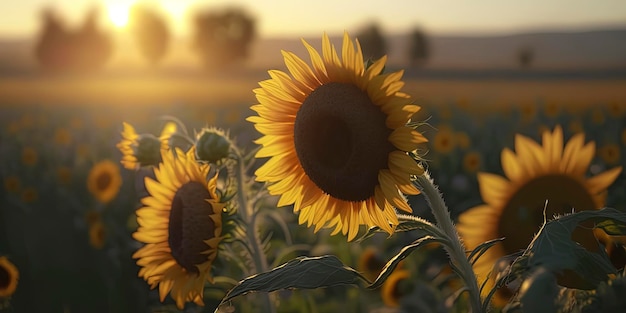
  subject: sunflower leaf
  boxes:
[367,235,444,289]
[595,215,626,235]
[468,237,505,266]
[356,215,439,243]
[218,255,367,306]
[525,208,626,287]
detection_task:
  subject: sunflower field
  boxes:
[1,32,626,313]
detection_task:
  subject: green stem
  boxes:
[415,172,483,313]
[233,148,276,313]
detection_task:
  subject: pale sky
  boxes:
[1,0,626,39]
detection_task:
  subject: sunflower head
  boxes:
[248,32,427,240]
[117,122,176,170]
[133,148,224,309]
[457,125,623,304]
[194,127,232,164]
[87,160,122,204]
[89,221,106,249]
[381,269,413,307]
[0,257,19,298]
[357,247,386,282]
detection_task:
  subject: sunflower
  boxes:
[89,221,106,249]
[248,32,427,241]
[380,268,412,307]
[4,176,20,193]
[462,151,482,174]
[0,256,19,298]
[433,126,456,155]
[54,127,72,146]
[117,122,177,170]
[599,144,621,165]
[87,160,122,204]
[132,148,224,309]
[357,247,386,282]
[457,126,623,305]
[21,147,37,166]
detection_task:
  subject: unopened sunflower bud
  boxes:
[195,128,231,163]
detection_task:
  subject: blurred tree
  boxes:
[355,22,387,62]
[73,7,113,70]
[34,6,113,72]
[128,4,170,65]
[407,27,429,68]
[517,45,534,69]
[191,7,255,69]
[34,7,72,71]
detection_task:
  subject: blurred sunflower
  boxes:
[519,102,536,122]
[357,247,386,282]
[132,148,224,309]
[248,32,426,240]
[457,126,623,304]
[599,144,621,165]
[20,187,38,203]
[433,126,456,155]
[456,132,471,150]
[462,151,482,174]
[591,108,605,125]
[56,166,73,186]
[543,101,560,118]
[53,127,72,146]
[0,256,19,298]
[606,101,623,118]
[21,147,37,166]
[89,220,106,249]
[3,176,20,194]
[117,122,177,170]
[87,160,122,204]
[381,268,412,307]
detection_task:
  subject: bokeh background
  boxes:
[1,0,625,312]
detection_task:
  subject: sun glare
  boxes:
[108,4,130,27]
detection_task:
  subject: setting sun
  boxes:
[108,4,130,27]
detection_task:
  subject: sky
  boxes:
[1,0,626,39]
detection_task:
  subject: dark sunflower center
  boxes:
[293,82,394,202]
[96,172,111,191]
[497,174,598,289]
[168,181,217,274]
[136,135,162,166]
[0,265,9,289]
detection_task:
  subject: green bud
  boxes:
[135,134,162,167]
[195,127,232,163]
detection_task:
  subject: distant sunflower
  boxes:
[89,221,106,249]
[433,126,455,154]
[357,247,386,282]
[4,176,20,193]
[21,147,37,166]
[132,148,224,309]
[54,127,72,146]
[87,160,122,204]
[463,151,482,174]
[457,126,622,304]
[248,32,427,240]
[599,144,621,165]
[381,269,412,307]
[0,256,19,298]
[117,122,177,170]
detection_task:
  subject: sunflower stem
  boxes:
[415,171,483,313]
[233,147,276,313]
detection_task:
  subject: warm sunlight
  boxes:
[107,4,130,27]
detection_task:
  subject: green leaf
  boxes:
[219,255,367,304]
[468,237,505,266]
[368,235,446,289]
[356,215,440,242]
[595,217,626,236]
[525,208,626,287]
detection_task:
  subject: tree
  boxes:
[355,22,387,62]
[517,45,534,69]
[191,7,255,68]
[407,27,429,67]
[128,4,170,65]
[34,6,113,72]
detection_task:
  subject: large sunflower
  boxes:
[248,32,427,240]
[457,126,623,304]
[0,256,19,298]
[87,160,122,204]
[132,148,224,309]
[117,122,177,170]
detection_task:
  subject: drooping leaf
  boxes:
[525,208,626,287]
[218,255,367,305]
[368,235,446,289]
[468,237,505,266]
[356,214,441,242]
